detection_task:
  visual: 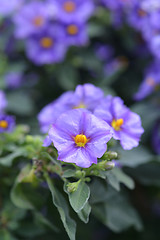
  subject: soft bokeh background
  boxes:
[0,0,160,239]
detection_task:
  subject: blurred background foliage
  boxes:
[1,1,160,240]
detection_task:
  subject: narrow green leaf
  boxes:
[45,174,76,240]
[0,149,26,167]
[34,212,59,232]
[106,172,120,191]
[112,168,135,190]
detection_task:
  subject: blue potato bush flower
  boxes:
[1,0,160,240]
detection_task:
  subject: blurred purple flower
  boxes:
[64,21,89,46]
[13,1,53,39]
[127,1,149,31]
[38,84,104,133]
[46,109,112,168]
[0,114,15,133]
[0,90,7,113]
[0,0,23,16]
[134,61,160,101]
[38,91,74,133]
[25,24,67,65]
[95,44,114,61]
[94,96,144,150]
[5,71,23,89]
[54,0,94,23]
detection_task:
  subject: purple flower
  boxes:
[0,114,15,133]
[54,0,94,23]
[152,120,160,155]
[63,21,88,46]
[149,34,160,59]
[38,91,74,133]
[0,91,7,113]
[126,0,149,30]
[94,96,144,150]
[95,44,114,61]
[0,0,23,16]
[5,71,23,89]
[46,109,112,168]
[13,1,53,39]
[25,24,67,65]
[134,61,160,101]
[104,57,128,77]
[38,84,104,133]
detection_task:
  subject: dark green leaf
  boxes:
[67,181,90,213]
[46,174,76,240]
[77,201,91,224]
[112,168,135,190]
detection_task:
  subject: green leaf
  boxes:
[45,174,76,240]
[0,149,26,167]
[90,179,109,204]
[57,65,79,90]
[112,168,135,190]
[62,169,76,178]
[77,201,91,224]
[105,171,120,191]
[34,212,59,232]
[118,146,153,167]
[11,165,42,210]
[66,181,90,213]
[0,230,17,240]
[7,91,35,116]
[126,162,160,186]
[92,187,143,232]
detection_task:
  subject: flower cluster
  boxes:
[41,84,144,167]
[0,0,94,65]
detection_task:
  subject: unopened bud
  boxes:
[67,180,81,193]
[101,151,118,160]
[26,135,34,143]
[75,170,85,178]
[105,161,115,170]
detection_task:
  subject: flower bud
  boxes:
[105,161,115,170]
[67,180,81,193]
[75,170,85,178]
[101,151,118,160]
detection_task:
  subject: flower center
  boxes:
[63,1,76,12]
[73,103,86,109]
[40,37,53,48]
[67,24,78,35]
[137,9,147,17]
[0,120,8,129]
[111,118,124,131]
[74,134,88,147]
[146,77,155,87]
[33,16,44,26]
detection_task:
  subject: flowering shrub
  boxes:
[1,1,160,240]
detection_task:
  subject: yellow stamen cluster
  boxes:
[0,120,8,129]
[67,24,78,35]
[40,37,53,48]
[73,103,86,109]
[74,134,88,147]
[33,16,44,26]
[63,1,76,12]
[111,118,124,131]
